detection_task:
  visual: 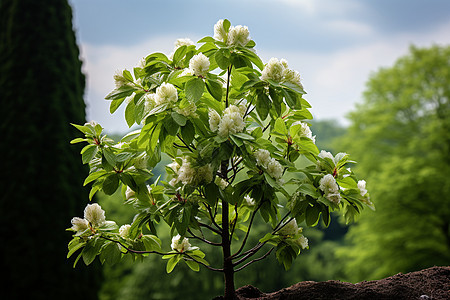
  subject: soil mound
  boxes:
[233,266,450,300]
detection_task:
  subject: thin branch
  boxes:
[100,236,168,256]
[203,203,222,233]
[198,221,222,235]
[187,228,222,246]
[231,203,262,258]
[234,247,274,272]
[176,133,195,151]
[182,252,224,272]
[232,242,266,265]
[229,204,239,241]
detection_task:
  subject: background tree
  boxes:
[337,45,450,281]
[0,0,102,298]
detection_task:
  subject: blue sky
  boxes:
[69,0,450,133]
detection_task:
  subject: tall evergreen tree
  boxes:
[0,0,102,298]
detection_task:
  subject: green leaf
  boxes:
[274,118,288,136]
[84,170,107,186]
[282,88,301,109]
[100,242,122,265]
[256,91,271,120]
[125,98,136,128]
[180,121,195,145]
[215,49,231,70]
[81,145,98,164]
[185,77,205,102]
[206,79,223,101]
[305,205,321,226]
[204,182,219,206]
[184,259,200,272]
[67,238,86,259]
[103,173,120,195]
[142,235,162,251]
[171,111,187,126]
[166,255,181,273]
[82,238,102,266]
[105,85,136,100]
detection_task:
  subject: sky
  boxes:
[69,0,450,134]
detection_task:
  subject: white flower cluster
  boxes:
[254,149,284,181]
[169,38,195,60]
[168,158,213,187]
[244,195,255,206]
[119,224,131,239]
[188,53,210,77]
[71,203,106,234]
[113,70,132,89]
[319,174,341,204]
[171,234,193,253]
[214,19,250,47]
[155,82,178,105]
[260,58,303,88]
[277,219,309,249]
[215,177,229,190]
[174,100,198,118]
[209,105,246,138]
[358,180,368,197]
[317,150,348,170]
[292,121,316,144]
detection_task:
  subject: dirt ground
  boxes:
[232,266,450,300]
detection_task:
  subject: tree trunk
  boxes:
[222,201,237,299]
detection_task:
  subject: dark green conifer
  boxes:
[0,0,102,298]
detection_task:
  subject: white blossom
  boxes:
[266,158,283,180]
[84,203,106,228]
[227,25,250,46]
[260,58,285,82]
[214,19,228,43]
[260,57,303,87]
[171,234,192,252]
[71,217,89,233]
[295,235,309,249]
[119,224,131,238]
[143,93,156,111]
[175,101,198,118]
[189,53,210,77]
[113,69,131,88]
[292,121,316,143]
[319,174,341,204]
[278,219,300,236]
[170,158,213,186]
[125,187,135,200]
[244,195,255,206]
[217,105,245,138]
[215,177,229,190]
[155,83,178,105]
[358,180,368,197]
[174,38,194,49]
[254,149,271,168]
[208,109,221,132]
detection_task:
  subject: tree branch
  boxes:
[231,202,262,258]
[187,228,222,246]
[234,247,274,272]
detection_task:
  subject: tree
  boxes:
[67,19,372,299]
[0,0,102,299]
[337,45,450,281]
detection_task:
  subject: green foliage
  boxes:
[66,19,371,297]
[337,45,450,281]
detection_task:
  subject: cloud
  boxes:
[80,19,450,133]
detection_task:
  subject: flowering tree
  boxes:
[67,19,373,299]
